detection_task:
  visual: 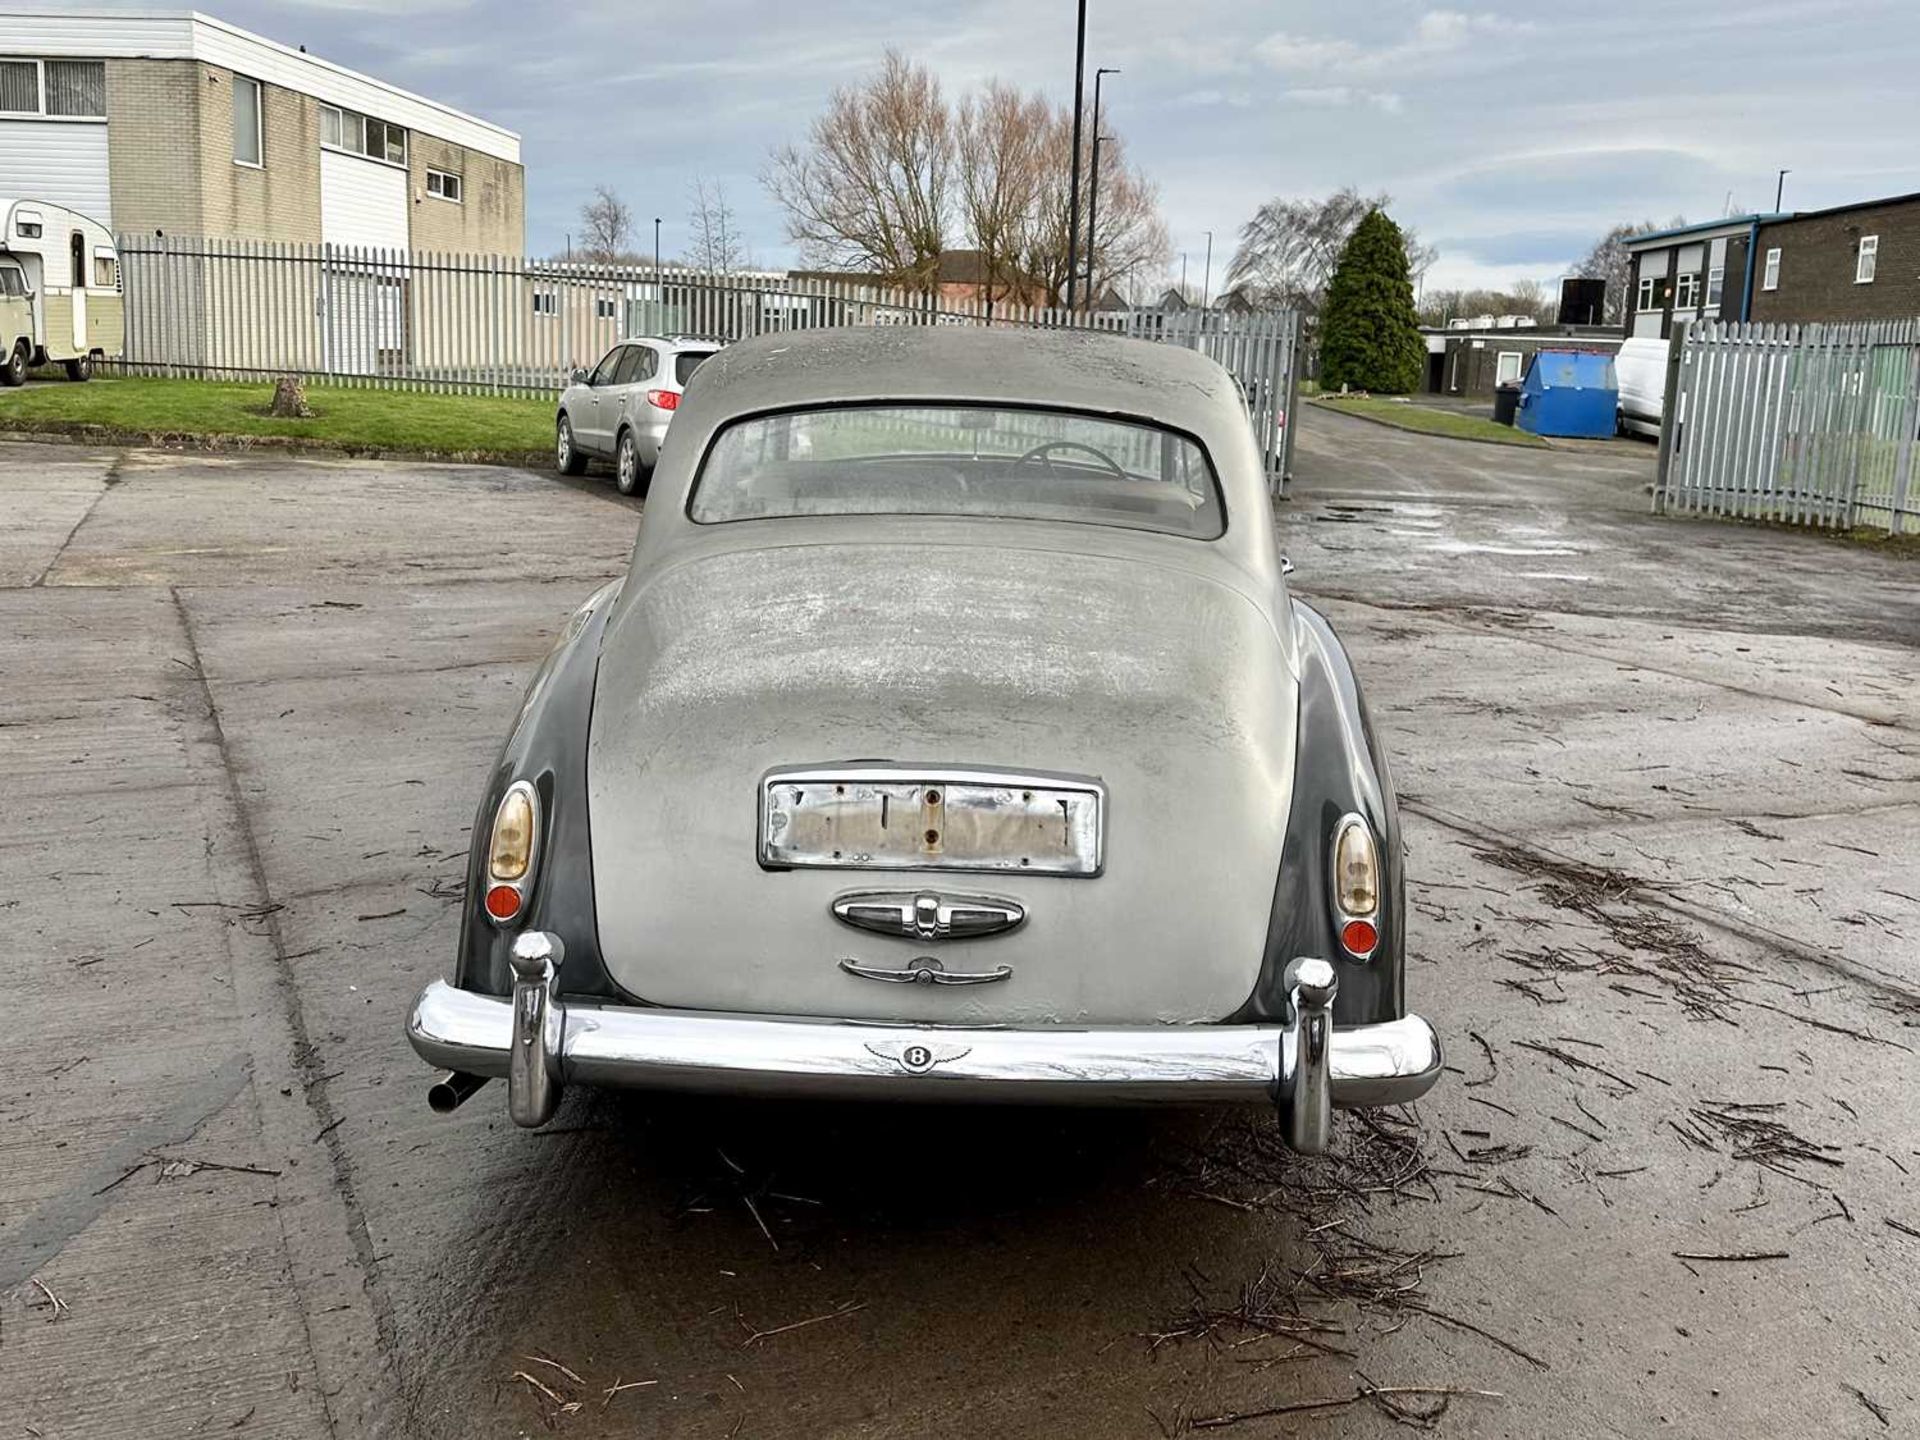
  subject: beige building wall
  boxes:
[407,133,524,254]
[104,57,205,237]
[197,64,323,244]
[101,58,524,254]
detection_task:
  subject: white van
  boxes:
[1614,337,1667,439]
[0,199,123,385]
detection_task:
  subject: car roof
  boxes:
[617,335,721,352]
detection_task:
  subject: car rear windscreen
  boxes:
[676,351,714,386]
[688,405,1223,539]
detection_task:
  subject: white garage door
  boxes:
[0,120,111,226]
[319,149,407,251]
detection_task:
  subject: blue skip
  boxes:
[1515,349,1619,439]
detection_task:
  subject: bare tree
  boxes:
[1226,188,1434,315]
[1020,102,1170,305]
[955,80,1051,310]
[764,55,1169,306]
[682,177,748,274]
[578,186,635,264]
[763,50,951,289]
[1573,220,1675,326]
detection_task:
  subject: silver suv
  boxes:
[555,336,720,495]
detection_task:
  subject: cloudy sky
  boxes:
[104,0,1920,291]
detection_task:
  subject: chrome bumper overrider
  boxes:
[407,934,1441,1153]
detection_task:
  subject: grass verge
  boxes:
[0,376,556,462]
[1312,394,1548,448]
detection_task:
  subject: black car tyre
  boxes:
[64,352,93,382]
[614,428,648,497]
[0,341,27,387]
[555,413,587,475]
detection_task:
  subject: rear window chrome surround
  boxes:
[686,399,1228,542]
[759,763,1106,877]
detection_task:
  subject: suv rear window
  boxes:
[676,351,714,386]
[689,404,1223,539]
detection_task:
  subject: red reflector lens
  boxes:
[647,389,679,411]
[1341,918,1379,956]
[484,884,522,921]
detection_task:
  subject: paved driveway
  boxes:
[3,412,1915,1437]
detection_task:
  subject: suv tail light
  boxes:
[647,389,679,411]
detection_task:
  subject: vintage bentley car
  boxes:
[406,326,1440,1153]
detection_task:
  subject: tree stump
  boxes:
[268,375,314,419]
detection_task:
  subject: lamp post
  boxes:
[1201,230,1213,309]
[1774,169,1790,211]
[1063,0,1088,315]
[1084,66,1119,308]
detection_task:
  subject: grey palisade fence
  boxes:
[1656,319,1920,535]
[112,235,1303,484]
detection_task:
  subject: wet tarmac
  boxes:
[3,409,1916,1437]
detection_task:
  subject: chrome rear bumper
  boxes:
[407,937,1441,1153]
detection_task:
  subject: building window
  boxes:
[1494,350,1525,385]
[0,58,106,118]
[1762,248,1781,291]
[233,74,263,167]
[595,297,616,320]
[532,291,557,317]
[1674,271,1700,310]
[1637,274,1660,311]
[1706,266,1724,308]
[321,103,406,166]
[426,168,462,203]
[1856,235,1878,284]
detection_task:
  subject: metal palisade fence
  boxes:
[1656,318,1920,535]
[113,235,1301,482]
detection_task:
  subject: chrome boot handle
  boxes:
[839,956,1013,986]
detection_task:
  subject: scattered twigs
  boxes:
[738,1300,866,1348]
[1672,1250,1790,1263]
[1188,1376,1504,1431]
[30,1277,71,1320]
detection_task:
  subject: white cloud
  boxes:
[1257,8,1514,79]
[1286,86,1403,114]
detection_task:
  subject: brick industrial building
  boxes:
[0,8,523,253]
[1624,192,1918,338]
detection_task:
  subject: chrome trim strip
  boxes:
[406,979,1442,1126]
[838,956,1014,986]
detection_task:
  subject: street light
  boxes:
[653,217,662,330]
[1063,0,1088,315]
[1084,66,1119,308]
[1774,169,1791,212]
[1202,230,1213,309]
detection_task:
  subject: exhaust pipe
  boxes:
[428,1070,490,1114]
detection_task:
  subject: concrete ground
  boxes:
[2,410,1915,1438]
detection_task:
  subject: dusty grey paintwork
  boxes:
[453,325,1409,1035]
[576,328,1299,1025]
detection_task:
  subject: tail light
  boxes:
[647,389,679,411]
[1332,814,1380,958]
[484,781,541,926]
